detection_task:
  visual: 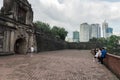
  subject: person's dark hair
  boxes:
[99,48,102,51]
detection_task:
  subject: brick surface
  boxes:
[0,50,119,80]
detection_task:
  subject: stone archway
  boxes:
[14,38,27,54]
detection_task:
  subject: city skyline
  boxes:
[72,22,113,42]
[0,0,120,38]
[79,23,101,42]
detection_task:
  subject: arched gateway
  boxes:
[14,38,27,54]
[0,0,36,55]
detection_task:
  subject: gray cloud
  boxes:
[58,0,64,4]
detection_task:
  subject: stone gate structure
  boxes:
[0,0,36,55]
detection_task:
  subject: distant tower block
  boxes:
[102,20,108,38]
[90,24,101,39]
[73,31,79,42]
[80,23,90,42]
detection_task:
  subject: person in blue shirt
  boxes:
[100,48,107,64]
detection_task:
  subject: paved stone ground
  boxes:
[0,50,119,80]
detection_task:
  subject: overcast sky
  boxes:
[0,0,120,37]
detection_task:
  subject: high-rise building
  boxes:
[90,24,101,39]
[102,20,108,38]
[80,23,90,42]
[106,27,113,37]
[73,31,79,42]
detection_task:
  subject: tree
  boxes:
[58,27,68,40]
[34,21,68,41]
[106,35,119,53]
[89,37,98,42]
[34,21,51,33]
[89,35,120,55]
[51,26,60,38]
[51,26,68,40]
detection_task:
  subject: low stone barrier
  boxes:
[91,49,120,79]
[68,42,102,50]
[104,54,120,79]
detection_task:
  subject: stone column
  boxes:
[9,30,15,53]
[0,31,4,52]
[3,31,7,52]
[5,30,10,52]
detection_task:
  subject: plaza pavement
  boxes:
[0,50,119,80]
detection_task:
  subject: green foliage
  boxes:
[59,27,68,40]
[89,37,98,42]
[97,37,107,46]
[51,26,59,38]
[90,35,120,56]
[34,21,68,41]
[51,26,68,40]
[106,35,119,54]
[34,21,51,33]
[89,37,107,47]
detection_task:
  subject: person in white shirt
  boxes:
[95,48,101,58]
[94,48,102,62]
[31,46,34,53]
[30,45,34,57]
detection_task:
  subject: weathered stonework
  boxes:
[0,0,36,55]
